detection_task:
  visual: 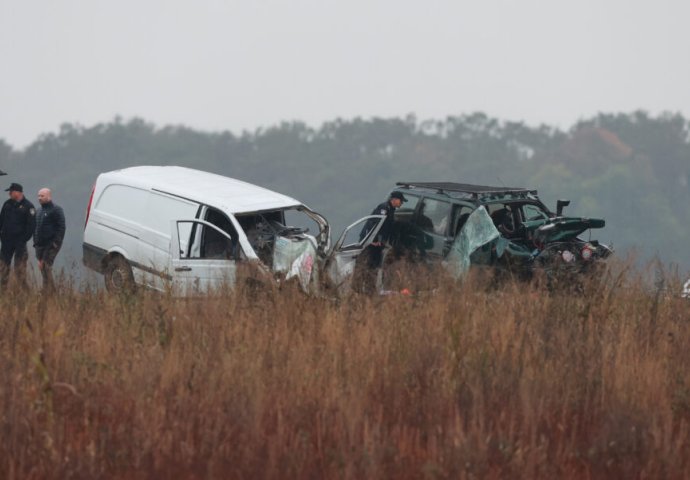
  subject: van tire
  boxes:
[104,256,135,294]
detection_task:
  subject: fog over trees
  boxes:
[1,110,688,273]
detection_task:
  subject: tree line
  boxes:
[1,111,688,272]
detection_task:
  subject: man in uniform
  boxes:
[356,191,407,292]
[34,188,66,293]
[0,183,36,288]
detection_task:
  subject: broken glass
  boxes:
[444,207,501,278]
[272,236,319,292]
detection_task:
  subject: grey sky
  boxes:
[1,0,689,148]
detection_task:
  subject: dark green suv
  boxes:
[388,182,612,281]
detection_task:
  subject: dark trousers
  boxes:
[35,244,60,293]
[353,245,383,294]
[365,245,384,268]
[0,241,28,288]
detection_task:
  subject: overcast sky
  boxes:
[1,0,689,148]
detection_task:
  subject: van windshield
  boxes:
[235,206,328,267]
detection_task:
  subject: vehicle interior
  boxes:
[485,201,551,244]
[182,207,243,260]
[235,208,318,267]
[391,189,553,256]
[202,208,242,259]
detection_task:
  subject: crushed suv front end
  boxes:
[389,182,612,286]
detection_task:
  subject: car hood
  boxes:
[523,216,606,243]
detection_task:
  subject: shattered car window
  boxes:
[444,207,500,278]
[235,207,323,291]
[235,208,319,266]
[273,236,318,291]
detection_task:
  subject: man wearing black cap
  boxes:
[356,191,407,292]
[367,191,407,246]
[0,183,36,288]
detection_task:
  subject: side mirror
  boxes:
[556,199,571,216]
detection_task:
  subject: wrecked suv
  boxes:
[387,182,612,284]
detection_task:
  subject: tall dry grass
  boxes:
[1,263,689,479]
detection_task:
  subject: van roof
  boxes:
[103,166,301,213]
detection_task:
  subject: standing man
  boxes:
[0,183,36,288]
[34,188,66,293]
[356,191,407,292]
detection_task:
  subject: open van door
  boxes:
[170,219,241,294]
[324,215,386,292]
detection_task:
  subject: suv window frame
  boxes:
[450,202,476,238]
[393,192,422,224]
[416,196,453,237]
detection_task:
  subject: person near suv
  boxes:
[0,183,36,288]
[355,191,407,292]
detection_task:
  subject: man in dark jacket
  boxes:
[34,188,66,292]
[361,191,406,248]
[355,191,406,292]
[0,183,36,288]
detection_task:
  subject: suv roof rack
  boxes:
[396,182,537,198]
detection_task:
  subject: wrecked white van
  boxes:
[82,166,384,294]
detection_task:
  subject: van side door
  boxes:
[324,215,385,291]
[170,219,241,294]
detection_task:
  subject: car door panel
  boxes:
[326,215,386,289]
[170,219,238,294]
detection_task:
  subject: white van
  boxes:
[83,166,384,294]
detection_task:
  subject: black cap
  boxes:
[390,191,407,202]
[5,183,22,192]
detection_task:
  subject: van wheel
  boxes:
[104,256,135,293]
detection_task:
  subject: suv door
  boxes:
[392,193,422,250]
[170,219,243,294]
[414,197,453,257]
[324,215,385,290]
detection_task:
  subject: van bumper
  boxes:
[83,243,107,273]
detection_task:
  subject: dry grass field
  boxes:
[1,264,689,479]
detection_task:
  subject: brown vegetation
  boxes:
[1,266,689,479]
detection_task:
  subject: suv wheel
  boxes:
[104,256,135,293]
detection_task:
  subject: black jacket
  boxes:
[360,201,396,244]
[34,202,66,248]
[0,197,36,244]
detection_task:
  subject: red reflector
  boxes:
[84,183,96,228]
[581,246,593,260]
